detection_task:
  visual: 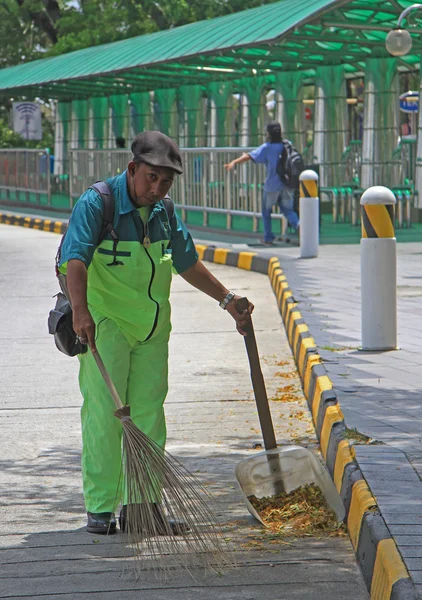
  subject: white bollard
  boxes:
[360,186,397,351]
[299,170,319,258]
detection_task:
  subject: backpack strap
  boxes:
[162,196,175,249]
[88,182,122,266]
[162,195,175,223]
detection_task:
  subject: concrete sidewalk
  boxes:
[0,225,367,599]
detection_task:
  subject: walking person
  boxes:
[224,121,299,246]
[57,131,253,535]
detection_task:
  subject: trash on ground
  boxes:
[248,483,347,538]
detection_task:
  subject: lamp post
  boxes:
[386,4,422,56]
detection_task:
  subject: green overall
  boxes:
[59,172,198,512]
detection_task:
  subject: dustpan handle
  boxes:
[237,297,277,451]
[92,350,125,411]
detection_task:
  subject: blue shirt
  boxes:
[59,170,198,275]
[58,170,198,343]
[249,142,285,193]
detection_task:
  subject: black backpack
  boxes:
[48,181,174,356]
[277,140,305,190]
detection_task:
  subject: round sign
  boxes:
[305,106,312,120]
[399,91,419,113]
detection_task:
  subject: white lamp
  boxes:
[386,28,413,56]
[386,4,422,56]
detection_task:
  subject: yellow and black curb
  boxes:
[196,244,417,600]
[1,217,417,600]
[0,211,67,234]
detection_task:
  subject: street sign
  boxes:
[399,91,419,113]
[12,102,42,140]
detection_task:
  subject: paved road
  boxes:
[0,225,368,599]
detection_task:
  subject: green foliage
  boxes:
[0,0,282,63]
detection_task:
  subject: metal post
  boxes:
[299,170,319,259]
[69,150,74,208]
[360,186,397,351]
[225,169,232,230]
[46,148,51,206]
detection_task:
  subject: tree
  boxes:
[0,0,281,65]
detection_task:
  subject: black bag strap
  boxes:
[162,195,175,223]
[89,182,116,245]
[162,195,174,249]
[55,181,118,274]
[89,181,122,266]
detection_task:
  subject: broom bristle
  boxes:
[114,406,232,579]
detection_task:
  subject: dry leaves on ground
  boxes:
[249,484,346,538]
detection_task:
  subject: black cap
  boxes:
[131,131,183,174]
[266,121,281,135]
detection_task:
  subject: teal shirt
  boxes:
[59,170,198,342]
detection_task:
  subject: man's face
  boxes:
[128,161,175,208]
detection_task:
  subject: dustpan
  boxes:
[234,298,345,524]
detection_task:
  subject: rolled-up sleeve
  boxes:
[58,190,104,274]
[249,143,267,164]
[170,212,198,274]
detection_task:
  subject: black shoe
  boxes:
[86,512,117,535]
[119,504,189,536]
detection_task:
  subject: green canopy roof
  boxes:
[0,0,420,99]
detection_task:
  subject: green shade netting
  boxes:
[361,57,399,189]
[313,65,348,187]
[179,85,204,147]
[58,101,71,150]
[109,94,129,142]
[71,99,89,148]
[415,63,422,206]
[154,88,177,136]
[239,76,269,146]
[130,92,151,135]
[274,71,306,149]
[89,97,109,148]
[207,82,233,147]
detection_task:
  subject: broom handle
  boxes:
[92,350,125,411]
[237,297,277,451]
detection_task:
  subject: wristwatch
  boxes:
[219,291,235,310]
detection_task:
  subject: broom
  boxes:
[92,350,230,577]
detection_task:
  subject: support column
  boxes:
[54,101,71,175]
[71,99,89,149]
[109,94,129,145]
[154,88,177,137]
[179,85,204,147]
[274,71,306,147]
[207,82,233,146]
[129,92,152,136]
[89,97,109,148]
[361,57,399,190]
[414,65,422,207]
[313,65,348,187]
[239,76,268,147]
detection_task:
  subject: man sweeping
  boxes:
[58,131,253,535]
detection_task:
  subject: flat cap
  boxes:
[131,131,183,174]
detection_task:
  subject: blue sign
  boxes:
[400,91,419,113]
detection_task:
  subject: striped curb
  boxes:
[2,218,418,600]
[0,211,67,234]
[196,244,418,600]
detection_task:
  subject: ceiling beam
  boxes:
[323,20,422,33]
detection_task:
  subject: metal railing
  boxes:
[0,148,51,205]
[3,145,414,231]
[68,147,287,232]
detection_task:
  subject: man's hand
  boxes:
[226,295,254,336]
[73,307,96,352]
[224,161,235,171]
